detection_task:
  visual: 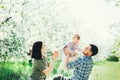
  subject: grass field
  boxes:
[0,61,32,80]
[0,61,120,80]
[89,61,120,80]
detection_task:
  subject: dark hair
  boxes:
[31,41,43,59]
[90,44,98,56]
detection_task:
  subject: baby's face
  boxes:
[73,38,80,45]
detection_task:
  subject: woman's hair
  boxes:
[31,41,43,59]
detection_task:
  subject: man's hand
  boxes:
[73,52,78,56]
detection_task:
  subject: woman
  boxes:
[29,41,59,80]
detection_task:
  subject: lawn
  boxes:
[89,61,120,80]
[0,61,32,80]
[0,61,120,80]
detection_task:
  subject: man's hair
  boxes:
[90,44,98,56]
[74,34,80,40]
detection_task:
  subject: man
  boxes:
[53,44,98,80]
[65,44,98,80]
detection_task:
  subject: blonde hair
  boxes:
[73,34,80,40]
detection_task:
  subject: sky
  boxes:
[65,0,120,25]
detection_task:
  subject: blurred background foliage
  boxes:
[0,0,120,80]
[0,0,120,62]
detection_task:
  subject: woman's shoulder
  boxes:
[33,56,46,61]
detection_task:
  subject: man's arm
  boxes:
[67,57,83,69]
[63,48,71,69]
[64,48,82,69]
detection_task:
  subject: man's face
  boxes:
[83,45,92,56]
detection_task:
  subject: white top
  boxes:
[64,42,82,57]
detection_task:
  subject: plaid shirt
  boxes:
[67,56,93,80]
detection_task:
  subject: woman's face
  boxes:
[41,44,46,53]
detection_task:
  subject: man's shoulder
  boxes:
[76,56,93,61]
[76,57,83,62]
[82,56,93,62]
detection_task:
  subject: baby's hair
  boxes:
[73,34,80,40]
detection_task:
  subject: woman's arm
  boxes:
[43,51,59,75]
[43,60,55,75]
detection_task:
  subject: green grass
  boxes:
[0,61,32,80]
[89,61,120,80]
[0,61,120,80]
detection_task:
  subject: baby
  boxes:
[59,34,82,72]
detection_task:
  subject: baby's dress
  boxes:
[59,42,82,76]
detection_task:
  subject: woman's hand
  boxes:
[52,51,59,62]
[43,67,53,75]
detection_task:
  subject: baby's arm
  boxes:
[63,45,71,56]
